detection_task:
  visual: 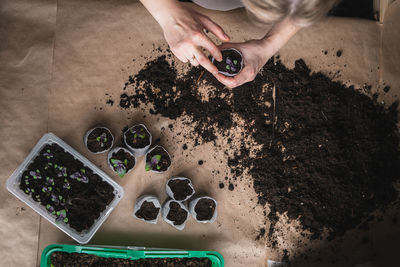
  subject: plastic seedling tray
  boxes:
[40,244,224,267]
[6,133,124,244]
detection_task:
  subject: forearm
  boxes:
[260,18,302,55]
[140,0,180,28]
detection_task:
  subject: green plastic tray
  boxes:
[41,244,224,267]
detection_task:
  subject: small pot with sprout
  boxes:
[124,124,152,157]
[84,127,114,154]
[107,147,136,178]
[212,48,244,77]
[144,145,171,173]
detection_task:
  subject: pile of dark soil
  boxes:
[20,144,115,232]
[167,201,188,225]
[168,179,194,201]
[50,252,212,266]
[118,53,400,241]
[194,198,216,221]
[135,201,160,221]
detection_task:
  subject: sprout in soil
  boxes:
[63,179,71,189]
[24,188,32,194]
[69,171,89,183]
[145,154,162,171]
[225,57,238,72]
[42,186,53,193]
[46,204,55,214]
[55,209,68,223]
[30,169,42,179]
[96,132,108,148]
[51,193,60,205]
[131,128,146,144]
[44,162,53,170]
[45,177,55,186]
[55,165,67,177]
[110,158,128,178]
[43,149,53,159]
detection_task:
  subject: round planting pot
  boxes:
[189,196,218,223]
[166,176,195,202]
[107,147,136,178]
[84,127,114,154]
[212,48,244,77]
[162,200,189,230]
[133,195,161,224]
[144,145,171,173]
[123,124,152,157]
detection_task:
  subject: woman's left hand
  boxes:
[214,39,275,88]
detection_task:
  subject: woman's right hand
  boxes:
[141,0,230,74]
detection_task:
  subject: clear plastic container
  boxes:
[6,133,124,244]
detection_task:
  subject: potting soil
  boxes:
[135,200,160,221]
[167,202,188,225]
[50,252,212,267]
[118,52,400,241]
[19,144,115,232]
[168,179,194,201]
[194,198,216,221]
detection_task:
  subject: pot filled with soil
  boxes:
[123,124,152,157]
[6,133,123,244]
[212,48,244,77]
[166,177,195,202]
[162,200,189,230]
[144,145,171,173]
[107,147,136,178]
[133,195,161,224]
[189,196,217,223]
[43,244,221,267]
[84,127,114,154]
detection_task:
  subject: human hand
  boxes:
[157,3,230,74]
[214,39,275,88]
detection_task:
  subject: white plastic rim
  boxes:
[123,124,152,157]
[162,200,189,230]
[84,127,114,154]
[133,195,161,224]
[166,176,195,202]
[145,145,172,174]
[211,48,244,77]
[107,147,136,178]
[189,196,218,224]
[6,133,124,244]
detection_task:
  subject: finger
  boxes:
[189,58,199,67]
[192,47,218,74]
[198,15,230,42]
[194,34,223,62]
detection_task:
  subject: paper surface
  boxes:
[0,1,399,266]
